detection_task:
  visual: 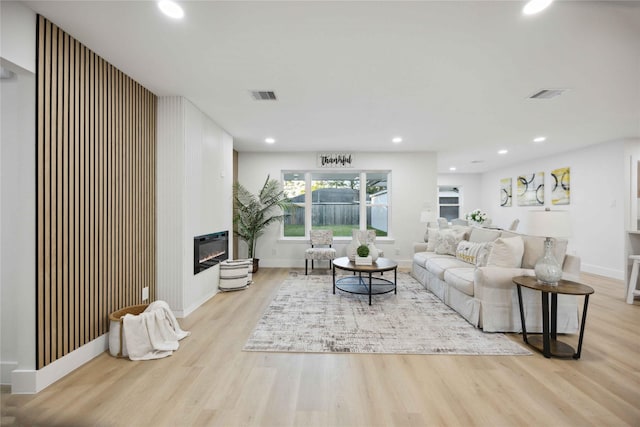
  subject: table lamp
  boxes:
[420,210,436,224]
[527,208,572,285]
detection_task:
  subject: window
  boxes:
[438,186,460,221]
[282,171,390,238]
[283,172,306,237]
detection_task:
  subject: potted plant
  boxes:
[355,244,372,265]
[233,175,292,273]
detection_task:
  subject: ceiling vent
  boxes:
[528,89,566,100]
[250,90,277,101]
[470,160,484,164]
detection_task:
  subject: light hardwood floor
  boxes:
[2,268,639,427]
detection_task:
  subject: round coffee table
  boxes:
[332,257,397,305]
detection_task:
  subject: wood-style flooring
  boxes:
[2,268,639,427]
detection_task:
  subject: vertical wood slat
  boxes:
[36,16,157,369]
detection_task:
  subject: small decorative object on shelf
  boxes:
[355,244,372,265]
[465,208,488,226]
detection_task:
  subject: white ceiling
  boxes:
[24,1,640,173]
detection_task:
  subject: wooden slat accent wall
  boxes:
[36,16,157,369]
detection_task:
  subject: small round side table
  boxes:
[512,275,594,359]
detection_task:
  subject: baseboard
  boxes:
[1,361,18,385]
[178,288,219,319]
[581,263,624,281]
[11,334,108,394]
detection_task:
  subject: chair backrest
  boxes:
[310,229,333,246]
[437,217,450,229]
[509,218,520,231]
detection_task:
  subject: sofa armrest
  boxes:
[474,266,535,300]
[413,242,428,253]
[562,254,581,280]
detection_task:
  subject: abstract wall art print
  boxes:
[517,172,544,206]
[500,178,512,207]
[551,167,570,205]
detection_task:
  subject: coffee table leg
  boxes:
[369,272,372,305]
[332,264,336,294]
[394,268,397,294]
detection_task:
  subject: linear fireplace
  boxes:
[194,231,229,274]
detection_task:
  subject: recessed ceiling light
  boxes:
[265,137,275,144]
[158,0,184,19]
[523,0,553,15]
[392,137,403,143]
[449,167,457,171]
[533,136,546,143]
[498,149,508,155]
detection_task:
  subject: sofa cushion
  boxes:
[444,268,475,296]
[413,251,452,268]
[426,257,472,280]
[435,229,468,255]
[426,227,440,251]
[455,241,493,267]
[486,236,525,268]
[469,227,502,243]
[521,236,568,269]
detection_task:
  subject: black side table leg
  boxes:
[574,295,590,359]
[551,293,558,340]
[368,272,372,305]
[541,291,551,358]
[516,285,528,344]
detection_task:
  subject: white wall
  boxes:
[0,2,36,73]
[481,140,626,279]
[0,69,36,384]
[237,151,437,268]
[437,173,484,221]
[157,97,234,317]
[0,1,37,386]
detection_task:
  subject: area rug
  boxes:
[243,272,531,355]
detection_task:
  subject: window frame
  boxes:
[281,170,391,240]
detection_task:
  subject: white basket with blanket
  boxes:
[108,301,190,360]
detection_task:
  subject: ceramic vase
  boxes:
[347,233,361,262]
[368,242,379,262]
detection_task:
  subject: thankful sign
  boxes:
[317,153,354,168]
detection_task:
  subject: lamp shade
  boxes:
[420,210,436,223]
[527,209,572,238]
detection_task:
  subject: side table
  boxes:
[512,275,594,359]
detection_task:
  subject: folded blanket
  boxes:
[122,300,190,361]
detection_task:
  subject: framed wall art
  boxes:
[517,172,544,206]
[551,167,570,205]
[500,177,512,207]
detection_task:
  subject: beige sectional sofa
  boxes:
[411,226,580,333]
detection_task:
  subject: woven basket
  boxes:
[108,303,148,357]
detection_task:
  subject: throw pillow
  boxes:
[486,236,525,268]
[426,228,440,251]
[435,229,467,256]
[455,241,493,266]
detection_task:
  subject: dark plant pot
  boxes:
[252,258,259,274]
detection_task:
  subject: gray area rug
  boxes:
[244,272,531,355]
